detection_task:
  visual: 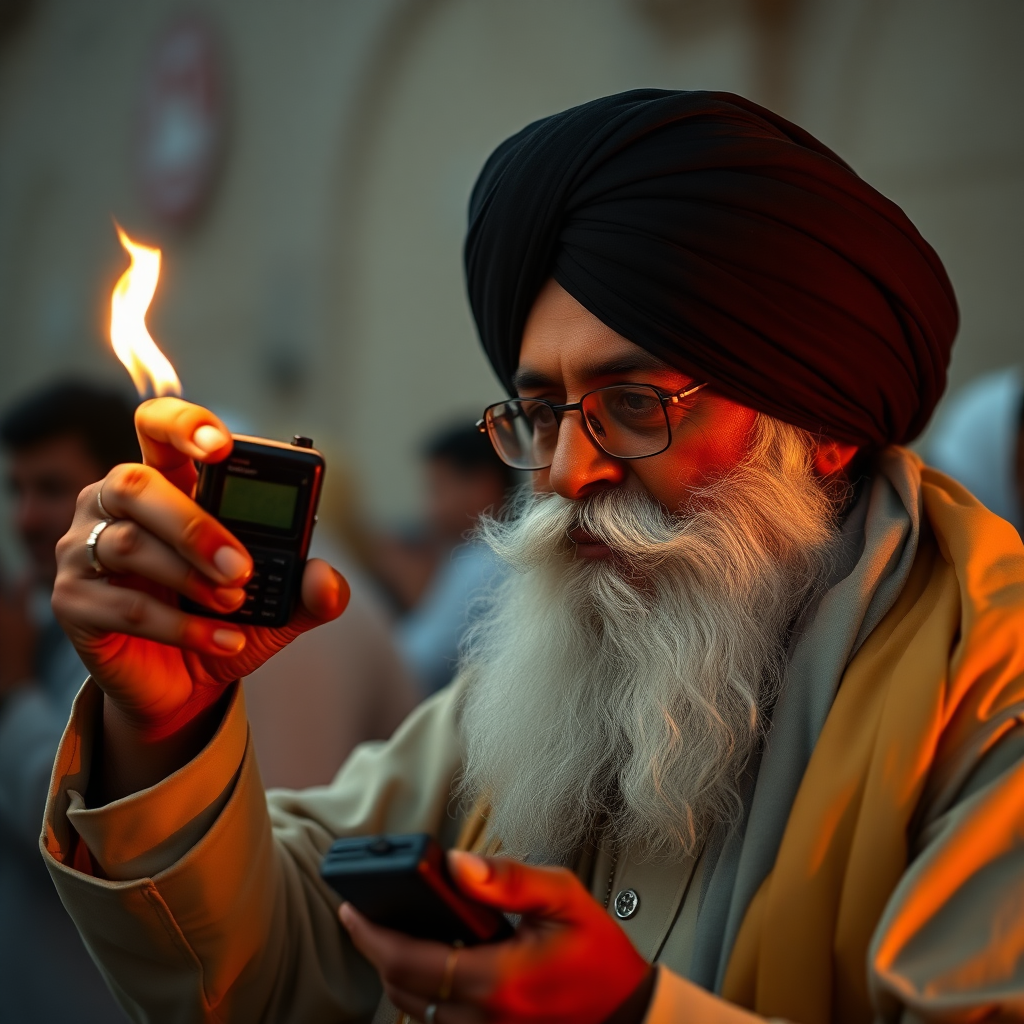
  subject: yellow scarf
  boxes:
[722,462,1024,1021]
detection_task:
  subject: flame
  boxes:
[110,224,181,398]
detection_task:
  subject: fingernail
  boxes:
[214,587,246,609]
[213,546,250,581]
[212,629,245,653]
[193,425,229,453]
[450,850,492,885]
[338,903,354,927]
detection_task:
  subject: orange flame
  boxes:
[110,224,181,398]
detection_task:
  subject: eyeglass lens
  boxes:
[486,385,671,470]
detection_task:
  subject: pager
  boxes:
[320,833,515,946]
[182,434,324,628]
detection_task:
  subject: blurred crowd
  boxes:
[1,367,1021,1018]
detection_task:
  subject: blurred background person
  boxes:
[243,447,419,790]
[0,379,135,1023]
[374,420,516,695]
[925,368,1024,537]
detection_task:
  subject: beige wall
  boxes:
[1,0,1021,550]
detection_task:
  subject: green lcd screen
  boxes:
[219,475,299,530]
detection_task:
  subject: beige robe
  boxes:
[44,676,769,1023]
[39,669,1024,1023]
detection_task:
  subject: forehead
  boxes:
[515,279,688,392]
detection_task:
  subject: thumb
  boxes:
[447,851,587,922]
[197,560,350,686]
[277,559,350,643]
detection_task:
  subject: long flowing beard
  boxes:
[455,416,843,863]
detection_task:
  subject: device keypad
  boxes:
[235,547,297,625]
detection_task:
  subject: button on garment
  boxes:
[588,841,704,970]
[614,889,640,919]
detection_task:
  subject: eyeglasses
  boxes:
[477,382,708,471]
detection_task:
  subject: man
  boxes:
[385,421,515,694]
[0,379,136,1023]
[41,92,1024,1023]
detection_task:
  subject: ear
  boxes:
[811,438,859,479]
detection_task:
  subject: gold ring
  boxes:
[437,946,460,1002]
[86,519,113,576]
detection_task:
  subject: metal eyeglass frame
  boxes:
[476,381,709,470]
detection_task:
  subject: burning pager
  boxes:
[182,435,324,628]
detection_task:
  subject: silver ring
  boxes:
[424,1004,438,1024]
[96,485,111,520]
[86,519,113,575]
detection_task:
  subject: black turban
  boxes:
[465,90,958,448]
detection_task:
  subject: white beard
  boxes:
[456,416,842,863]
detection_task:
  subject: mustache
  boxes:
[475,443,844,621]
[480,488,681,563]
[480,474,802,577]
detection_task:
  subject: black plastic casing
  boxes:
[320,833,515,946]
[182,435,324,628]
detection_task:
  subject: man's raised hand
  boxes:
[51,397,349,751]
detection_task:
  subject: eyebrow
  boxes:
[511,352,681,393]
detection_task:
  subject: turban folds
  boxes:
[465,90,958,448]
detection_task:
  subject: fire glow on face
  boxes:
[110,223,182,399]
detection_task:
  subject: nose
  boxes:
[543,409,626,500]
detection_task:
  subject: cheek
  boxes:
[634,402,757,508]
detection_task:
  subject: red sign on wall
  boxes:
[138,16,226,224]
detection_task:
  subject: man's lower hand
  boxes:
[339,852,653,1024]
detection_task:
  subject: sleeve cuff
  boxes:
[44,678,248,881]
[643,967,766,1024]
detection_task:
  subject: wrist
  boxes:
[94,688,231,803]
[111,683,229,743]
[602,966,657,1024]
